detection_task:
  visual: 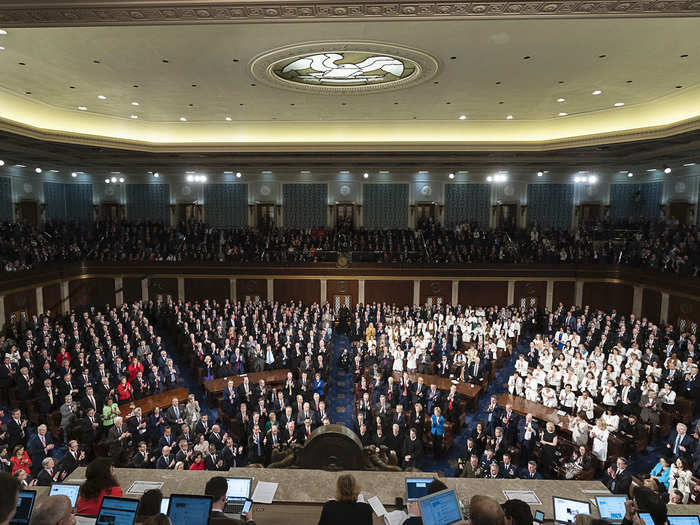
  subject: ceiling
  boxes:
[0,7,699,152]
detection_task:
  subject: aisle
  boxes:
[326,334,355,429]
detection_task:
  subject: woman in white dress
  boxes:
[601,380,619,410]
[532,364,547,387]
[405,349,418,373]
[576,391,595,421]
[668,458,693,503]
[392,347,405,373]
[589,346,606,371]
[645,361,663,382]
[508,373,524,397]
[658,382,676,409]
[540,348,553,372]
[570,413,590,447]
[608,348,624,373]
[589,418,610,462]
[547,365,562,391]
[541,386,558,408]
[515,355,529,377]
[640,375,658,397]
[524,376,540,403]
[601,407,620,432]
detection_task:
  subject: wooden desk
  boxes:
[58,466,631,524]
[118,387,189,420]
[497,393,572,432]
[203,369,290,395]
[393,372,482,410]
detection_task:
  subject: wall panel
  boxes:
[123,278,142,304]
[42,283,61,314]
[204,183,248,227]
[69,278,114,309]
[126,184,170,223]
[4,289,37,326]
[419,280,452,305]
[581,282,634,314]
[641,288,661,323]
[365,279,413,306]
[668,295,700,332]
[237,278,268,303]
[610,182,663,222]
[184,278,228,304]
[553,281,575,308]
[458,281,508,306]
[274,279,321,305]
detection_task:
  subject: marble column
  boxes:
[660,292,669,324]
[507,281,515,306]
[60,281,70,314]
[178,278,185,302]
[36,286,44,315]
[141,278,149,302]
[632,286,643,318]
[546,280,554,311]
[0,295,5,332]
[451,280,459,307]
[358,280,365,305]
[413,280,420,306]
[267,279,274,302]
[229,279,236,302]
[115,277,123,306]
[320,279,327,304]
[574,280,584,307]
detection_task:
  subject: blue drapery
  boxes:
[527,184,574,230]
[283,184,328,228]
[363,184,409,228]
[126,184,170,223]
[44,182,93,221]
[204,184,248,227]
[610,182,663,223]
[444,184,491,227]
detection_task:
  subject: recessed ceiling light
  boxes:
[14,164,25,168]
[664,166,672,174]
[236,172,242,178]
[71,172,77,178]
[523,55,531,60]
[363,172,369,179]
[676,85,683,89]
[0,46,5,51]
[153,172,159,178]
[537,171,543,177]
[598,54,607,58]
[558,112,568,116]
[105,179,110,183]
[487,176,493,182]
[77,106,87,111]
[130,115,138,119]
[592,90,602,95]
[180,117,187,121]
[556,98,565,103]
[0,30,7,35]
[448,173,455,179]
[0,160,4,166]
[131,102,139,106]
[225,116,232,121]
[614,102,624,107]
[93,59,101,64]
[111,176,117,182]
[506,115,513,120]
[97,95,106,100]
[683,162,696,166]
[35,168,42,173]
[119,177,125,183]
[458,115,467,120]
[627,172,634,178]
[680,54,688,58]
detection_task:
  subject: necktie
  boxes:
[674,434,681,455]
[40,435,45,446]
[175,407,179,419]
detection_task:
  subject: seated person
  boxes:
[318,474,372,525]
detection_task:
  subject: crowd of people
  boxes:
[1,218,698,275]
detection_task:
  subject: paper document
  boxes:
[384,510,409,525]
[75,517,96,525]
[556,410,567,416]
[252,481,278,503]
[581,489,612,494]
[357,493,365,503]
[503,490,542,505]
[127,481,164,495]
[368,496,387,516]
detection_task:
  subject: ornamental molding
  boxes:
[0,0,699,27]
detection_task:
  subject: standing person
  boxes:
[431,407,445,458]
[318,474,372,525]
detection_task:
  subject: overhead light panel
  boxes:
[363,172,369,179]
[35,167,42,173]
[458,115,467,120]
[236,172,242,178]
[0,160,4,166]
[71,172,77,178]
[105,178,110,183]
[614,102,625,107]
[97,95,106,100]
[663,166,672,174]
[77,106,87,111]
[627,172,634,178]
[111,176,117,182]
[153,172,159,178]
[592,90,602,95]
[537,171,543,177]
[119,177,125,183]
[556,98,565,103]
[448,173,455,179]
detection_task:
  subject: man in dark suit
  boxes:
[520,460,543,480]
[604,457,632,495]
[107,417,131,466]
[618,378,640,416]
[80,408,100,449]
[402,427,423,469]
[35,457,56,486]
[156,446,175,469]
[459,454,483,478]
[666,423,696,461]
[6,409,28,449]
[468,356,486,385]
[248,425,265,465]
[205,476,256,524]
[56,440,84,478]
[205,444,226,471]
[132,442,152,469]
[26,424,54,476]
[165,398,185,430]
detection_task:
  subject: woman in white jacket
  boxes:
[668,458,692,503]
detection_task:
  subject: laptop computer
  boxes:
[10,490,36,525]
[50,484,81,509]
[668,517,700,525]
[167,494,212,525]
[95,496,139,525]
[418,488,464,525]
[223,477,252,515]
[405,477,435,502]
[639,513,655,525]
[595,496,627,523]
[160,498,170,515]
[552,496,591,525]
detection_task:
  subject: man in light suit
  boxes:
[59,394,77,440]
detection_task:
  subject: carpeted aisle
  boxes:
[326,335,356,429]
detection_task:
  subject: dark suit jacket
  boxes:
[36,469,54,486]
[604,468,632,495]
[209,509,253,525]
[318,501,372,525]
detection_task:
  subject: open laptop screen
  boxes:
[418,489,463,525]
[406,478,434,502]
[167,494,212,525]
[668,517,700,525]
[10,491,36,525]
[225,478,252,500]
[49,484,80,508]
[553,497,591,524]
[95,496,139,525]
[596,496,626,522]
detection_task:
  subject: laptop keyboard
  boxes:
[224,500,245,515]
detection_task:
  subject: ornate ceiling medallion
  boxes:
[251,42,438,94]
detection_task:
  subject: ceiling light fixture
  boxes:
[0,47,5,51]
[180,117,187,121]
[683,162,696,167]
[34,168,42,174]
[0,29,7,35]
[556,98,565,103]
[664,166,672,174]
[592,90,602,95]
[614,102,625,107]
[627,172,634,178]
[153,172,160,178]
[77,106,87,111]
[119,177,125,183]
[458,115,467,120]
[97,95,106,100]
[448,173,455,179]
[236,172,242,178]
[487,176,493,182]
[186,175,194,182]
[506,115,514,120]
[131,102,139,106]
[71,172,77,178]
[363,172,369,179]
[558,112,568,116]
[105,179,110,183]
[130,115,138,119]
[0,160,4,166]
[111,176,117,183]
[225,117,232,121]
[537,171,543,177]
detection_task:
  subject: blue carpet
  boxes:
[327,335,355,429]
